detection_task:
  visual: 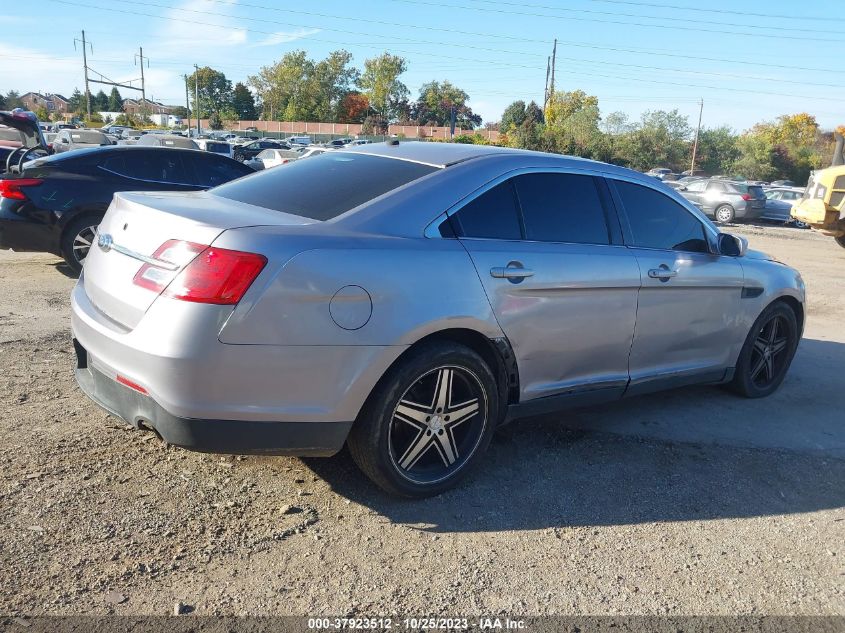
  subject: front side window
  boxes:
[513,172,609,244]
[451,180,522,241]
[614,180,709,253]
[685,180,707,193]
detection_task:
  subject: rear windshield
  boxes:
[211,153,438,220]
[71,131,107,144]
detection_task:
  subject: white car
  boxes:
[195,138,234,158]
[244,148,302,170]
[295,147,327,160]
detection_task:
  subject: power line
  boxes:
[385,0,844,43]
[588,0,845,23]
[454,0,839,32]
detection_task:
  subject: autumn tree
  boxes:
[338,92,369,123]
[411,80,480,129]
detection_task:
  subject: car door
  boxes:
[609,178,745,395]
[681,179,707,209]
[450,170,641,403]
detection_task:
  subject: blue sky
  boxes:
[2,0,843,131]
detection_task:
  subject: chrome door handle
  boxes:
[648,267,678,279]
[490,266,534,279]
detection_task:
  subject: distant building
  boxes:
[122,98,174,117]
[19,92,71,115]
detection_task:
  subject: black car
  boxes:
[233,139,289,162]
[0,146,253,273]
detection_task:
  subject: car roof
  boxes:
[342,140,544,168]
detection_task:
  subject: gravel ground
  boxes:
[0,223,843,618]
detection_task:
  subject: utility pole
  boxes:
[690,98,704,173]
[548,39,557,100]
[135,47,147,107]
[194,64,201,136]
[184,74,191,132]
[543,56,551,110]
[74,31,93,120]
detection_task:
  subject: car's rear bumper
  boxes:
[0,202,59,254]
[74,341,351,456]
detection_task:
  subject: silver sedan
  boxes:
[71,142,805,497]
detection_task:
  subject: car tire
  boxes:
[347,341,499,498]
[714,205,735,224]
[729,301,799,398]
[835,235,845,249]
[60,215,103,275]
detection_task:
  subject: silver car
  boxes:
[71,142,805,497]
[680,179,767,223]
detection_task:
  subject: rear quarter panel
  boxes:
[215,232,502,346]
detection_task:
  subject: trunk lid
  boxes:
[83,190,315,329]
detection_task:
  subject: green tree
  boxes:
[68,88,85,115]
[249,50,315,121]
[34,105,50,122]
[694,126,739,176]
[4,90,24,109]
[620,109,692,171]
[231,82,256,120]
[545,90,598,128]
[499,100,527,134]
[187,66,233,118]
[411,80,480,129]
[107,87,123,111]
[93,90,109,111]
[310,50,359,121]
[208,111,224,130]
[543,90,604,158]
[359,53,408,121]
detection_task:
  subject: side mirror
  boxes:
[718,233,748,257]
[678,186,687,191]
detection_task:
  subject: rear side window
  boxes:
[451,181,522,240]
[211,153,437,220]
[614,180,709,253]
[190,155,251,188]
[101,152,191,184]
[707,181,726,192]
[513,173,609,244]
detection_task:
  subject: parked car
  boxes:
[69,142,805,497]
[48,129,111,154]
[761,189,808,227]
[194,138,234,159]
[295,147,326,160]
[0,146,253,273]
[325,137,353,148]
[233,139,290,162]
[681,169,707,177]
[645,167,672,180]
[285,135,311,146]
[137,134,199,150]
[244,148,302,170]
[348,139,372,146]
[0,110,48,172]
[679,178,766,223]
[120,129,145,140]
[769,179,796,187]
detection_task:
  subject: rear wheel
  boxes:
[347,342,499,498]
[60,215,102,275]
[714,204,735,224]
[730,302,799,398]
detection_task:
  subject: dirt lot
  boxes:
[0,224,843,618]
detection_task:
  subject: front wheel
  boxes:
[61,215,102,275]
[729,302,799,398]
[347,342,499,498]
[714,204,735,224]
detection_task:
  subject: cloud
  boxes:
[250,28,321,48]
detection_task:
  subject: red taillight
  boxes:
[132,240,267,305]
[165,247,267,304]
[0,178,43,200]
[741,194,752,201]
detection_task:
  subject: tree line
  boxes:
[489,91,841,185]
